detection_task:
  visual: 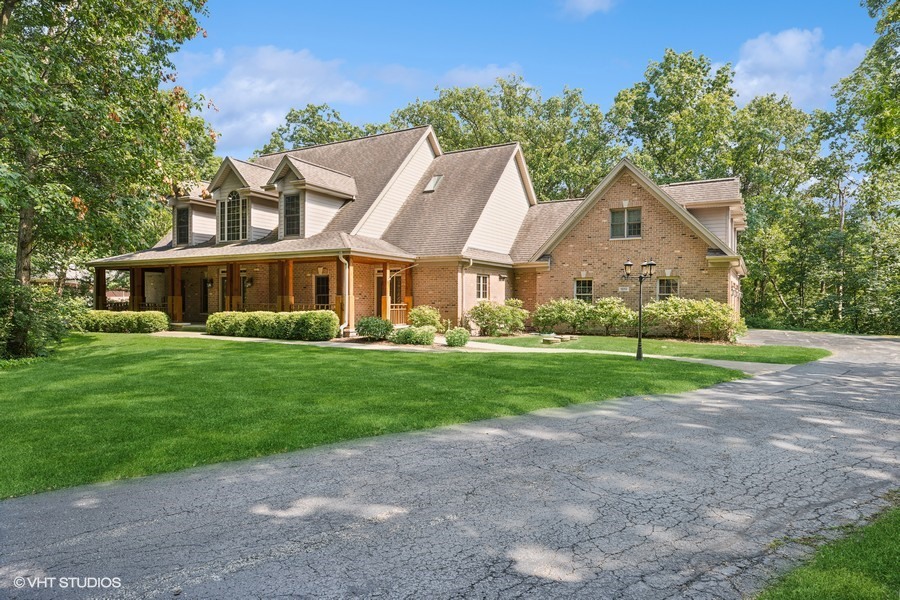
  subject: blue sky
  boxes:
[174,0,876,158]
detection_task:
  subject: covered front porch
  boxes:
[93,255,415,330]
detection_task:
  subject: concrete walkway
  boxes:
[1,331,897,599]
[152,330,792,375]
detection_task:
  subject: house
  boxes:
[90,126,746,332]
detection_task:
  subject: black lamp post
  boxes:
[623,258,656,361]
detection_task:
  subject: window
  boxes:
[574,279,593,302]
[284,194,301,237]
[424,174,443,193]
[315,275,329,306]
[200,278,209,314]
[610,208,641,239]
[476,274,489,300]
[657,278,679,300]
[219,191,247,242]
[175,207,189,245]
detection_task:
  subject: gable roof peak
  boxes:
[253,125,433,161]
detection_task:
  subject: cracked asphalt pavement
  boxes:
[1,331,898,599]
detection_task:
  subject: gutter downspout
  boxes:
[338,252,349,335]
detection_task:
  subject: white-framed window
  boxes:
[610,208,641,239]
[657,278,679,300]
[174,207,190,246]
[476,274,489,300]
[219,191,247,242]
[283,194,301,237]
[574,279,593,302]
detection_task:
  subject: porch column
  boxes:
[334,257,343,319]
[133,267,144,311]
[404,263,413,309]
[94,267,106,310]
[227,263,238,311]
[283,260,294,311]
[382,261,390,320]
[172,265,183,322]
[347,257,355,332]
[166,267,174,317]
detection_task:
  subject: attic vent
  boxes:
[424,175,443,193]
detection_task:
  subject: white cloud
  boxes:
[440,63,522,87]
[560,0,615,19]
[201,46,367,156]
[732,28,867,108]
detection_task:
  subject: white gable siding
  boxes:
[465,157,530,254]
[191,206,216,245]
[355,137,435,238]
[688,207,730,248]
[305,191,344,237]
[214,171,244,201]
[250,200,278,241]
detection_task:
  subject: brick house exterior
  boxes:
[91,127,746,333]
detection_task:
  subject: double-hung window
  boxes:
[315,275,330,307]
[175,207,189,246]
[610,208,641,239]
[657,278,679,300]
[574,279,593,302]
[219,191,247,242]
[284,194,301,237]
[476,275,489,300]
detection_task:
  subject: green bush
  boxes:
[643,297,746,342]
[356,316,394,340]
[80,310,169,334]
[407,305,443,330]
[467,298,529,336]
[531,298,594,333]
[390,325,436,345]
[1,281,90,358]
[207,310,339,341]
[591,297,637,335]
[444,327,470,347]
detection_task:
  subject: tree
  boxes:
[256,104,382,155]
[609,49,736,182]
[0,0,213,356]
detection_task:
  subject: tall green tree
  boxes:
[0,0,213,356]
[256,104,382,155]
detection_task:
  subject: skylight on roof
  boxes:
[424,175,443,193]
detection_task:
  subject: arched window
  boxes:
[219,191,247,242]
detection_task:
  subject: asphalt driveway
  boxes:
[1,331,898,599]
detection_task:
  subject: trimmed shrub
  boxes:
[207,310,339,341]
[591,297,637,335]
[467,298,529,336]
[80,310,169,334]
[643,297,746,342]
[407,305,443,330]
[390,325,436,345]
[444,327,470,347]
[356,316,394,340]
[531,298,593,333]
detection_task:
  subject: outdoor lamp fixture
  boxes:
[244,277,254,288]
[205,279,213,289]
[622,258,656,361]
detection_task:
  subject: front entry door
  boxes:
[375,270,401,318]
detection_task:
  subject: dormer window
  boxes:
[424,175,443,193]
[284,194,301,237]
[219,191,247,242]
[174,207,190,246]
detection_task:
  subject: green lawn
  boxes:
[482,335,830,364]
[758,498,900,600]
[0,333,742,498]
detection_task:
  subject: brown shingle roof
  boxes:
[254,127,430,232]
[510,199,584,262]
[381,144,518,256]
[283,156,358,197]
[90,231,414,267]
[230,158,275,192]
[660,177,742,205]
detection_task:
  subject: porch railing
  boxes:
[291,303,334,312]
[242,303,277,312]
[140,303,166,312]
[389,303,408,325]
[106,301,130,312]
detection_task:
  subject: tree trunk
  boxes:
[6,204,35,356]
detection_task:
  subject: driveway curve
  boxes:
[1,331,898,599]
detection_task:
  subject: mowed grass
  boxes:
[758,500,900,600]
[0,333,742,498]
[483,335,830,364]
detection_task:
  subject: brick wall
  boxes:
[293,260,339,308]
[412,263,460,324]
[537,171,731,309]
